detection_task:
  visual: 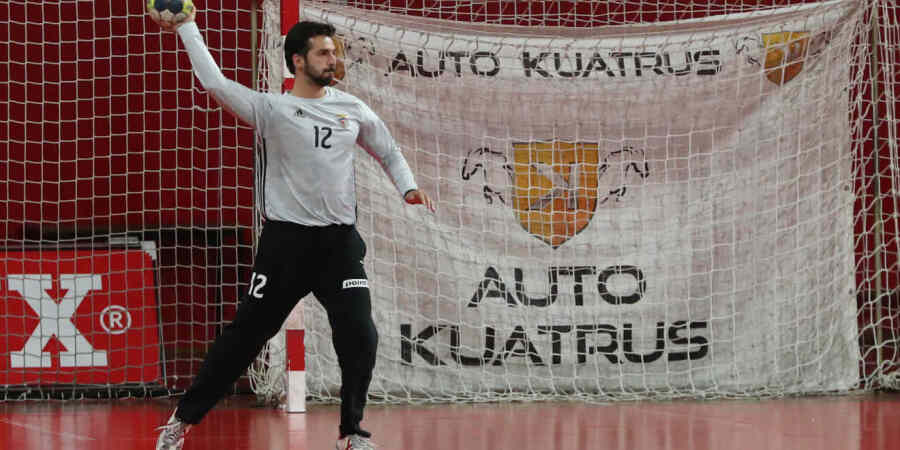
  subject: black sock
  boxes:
[340,428,371,439]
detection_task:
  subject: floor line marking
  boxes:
[0,418,97,441]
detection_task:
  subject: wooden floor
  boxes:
[1,393,900,449]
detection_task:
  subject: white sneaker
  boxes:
[335,434,377,450]
[155,410,192,450]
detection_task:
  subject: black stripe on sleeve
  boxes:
[255,136,268,220]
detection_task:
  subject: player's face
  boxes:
[299,36,337,87]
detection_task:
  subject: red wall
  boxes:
[0,1,257,238]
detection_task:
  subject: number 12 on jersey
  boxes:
[314,125,332,149]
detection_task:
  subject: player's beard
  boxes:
[305,64,335,87]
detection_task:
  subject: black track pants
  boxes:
[175,220,377,438]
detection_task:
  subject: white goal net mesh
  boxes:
[1,0,895,404]
[253,0,900,403]
[0,0,257,399]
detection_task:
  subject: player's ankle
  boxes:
[339,428,371,439]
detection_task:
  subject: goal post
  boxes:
[250,0,900,404]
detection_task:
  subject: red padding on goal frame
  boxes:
[286,329,305,371]
[280,1,299,93]
[282,78,295,93]
[281,0,300,35]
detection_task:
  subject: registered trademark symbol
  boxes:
[100,305,132,335]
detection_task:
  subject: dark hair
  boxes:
[284,21,336,75]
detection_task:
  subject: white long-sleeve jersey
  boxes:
[176,22,417,226]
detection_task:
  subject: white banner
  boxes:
[294,1,863,397]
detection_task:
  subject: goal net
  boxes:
[1,1,258,399]
[253,0,900,403]
[1,0,896,404]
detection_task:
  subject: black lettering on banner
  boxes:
[468,266,519,307]
[667,320,709,361]
[470,51,501,77]
[522,51,552,77]
[633,52,665,76]
[582,53,616,77]
[536,325,573,365]
[577,324,619,364]
[445,51,468,76]
[553,52,582,78]
[416,49,444,77]
[556,266,596,305]
[400,262,711,366]
[496,326,545,366]
[694,50,722,75]
[469,265,647,307]
[400,321,710,366]
[610,52,631,77]
[622,322,665,363]
[450,326,496,366]
[400,324,447,366]
[664,51,693,75]
[390,51,415,76]
[597,265,645,305]
[514,268,558,307]
[394,48,719,79]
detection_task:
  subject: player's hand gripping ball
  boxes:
[147,0,196,31]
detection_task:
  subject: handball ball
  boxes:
[147,0,195,29]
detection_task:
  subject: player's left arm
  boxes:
[357,102,435,212]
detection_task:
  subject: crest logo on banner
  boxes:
[762,31,810,85]
[512,142,600,248]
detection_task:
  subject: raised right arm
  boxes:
[176,22,266,128]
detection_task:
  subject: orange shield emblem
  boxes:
[763,32,809,85]
[512,142,599,249]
